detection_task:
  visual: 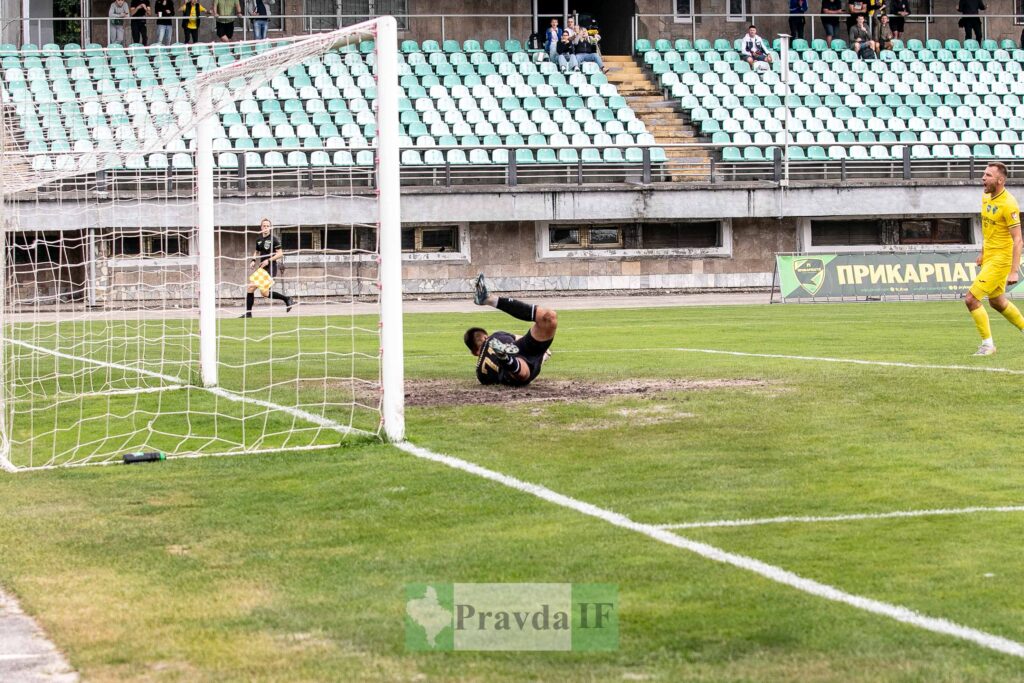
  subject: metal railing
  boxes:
[3,13,542,49]
[12,141,1022,198]
[5,10,1024,51]
[633,12,1024,52]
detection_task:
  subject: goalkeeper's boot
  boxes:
[239,312,252,319]
[473,273,490,305]
[286,296,296,313]
[973,342,996,356]
[487,337,519,361]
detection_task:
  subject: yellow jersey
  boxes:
[981,188,1021,264]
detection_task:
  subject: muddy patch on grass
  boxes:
[405,378,768,408]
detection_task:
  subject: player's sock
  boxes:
[998,301,1024,330]
[270,290,289,306]
[970,306,992,341]
[496,297,536,322]
[245,291,255,312]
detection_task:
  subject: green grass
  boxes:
[3,301,1024,681]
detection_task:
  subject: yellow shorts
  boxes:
[969,260,1012,300]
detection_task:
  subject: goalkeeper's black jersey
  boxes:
[475,332,521,386]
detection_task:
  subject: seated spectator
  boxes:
[874,12,894,51]
[555,31,578,72]
[847,0,868,29]
[957,0,985,41]
[849,15,876,56]
[739,25,773,68]
[821,0,844,41]
[575,28,610,73]
[544,18,562,63]
[888,0,909,38]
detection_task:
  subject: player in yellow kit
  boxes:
[965,161,1024,356]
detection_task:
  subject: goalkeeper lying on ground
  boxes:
[463,274,556,387]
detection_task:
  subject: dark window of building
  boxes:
[11,233,65,264]
[401,226,459,252]
[589,228,624,248]
[549,226,623,249]
[642,222,721,248]
[112,234,142,257]
[280,228,316,252]
[899,218,972,244]
[550,228,582,248]
[551,223,722,250]
[676,0,692,16]
[812,218,972,246]
[150,234,187,257]
[108,230,188,258]
[810,220,883,246]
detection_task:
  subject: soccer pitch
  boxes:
[2,300,1024,681]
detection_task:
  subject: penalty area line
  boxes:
[396,440,1024,660]
[655,504,1024,530]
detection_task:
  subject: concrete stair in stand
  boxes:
[603,54,711,181]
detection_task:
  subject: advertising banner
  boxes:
[775,251,1024,302]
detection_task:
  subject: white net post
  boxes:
[375,16,404,443]
[196,108,218,388]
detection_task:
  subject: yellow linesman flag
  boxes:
[249,267,275,295]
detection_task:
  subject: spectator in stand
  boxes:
[555,31,578,72]
[789,0,808,41]
[849,14,876,56]
[212,0,240,41]
[957,0,985,41]
[847,0,868,29]
[129,0,150,45]
[108,0,129,46]
[180,0,205,42]
[544,18,562,63]
[246,0,269,39]
[739,25,773,68]
[874,12,894,51]
[575,27,610,73]
[154,0,174,44]
[821,0,844,42]
[888,0,909,39]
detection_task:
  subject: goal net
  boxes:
[0,18,405,471]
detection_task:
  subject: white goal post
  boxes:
[0,17,404,471]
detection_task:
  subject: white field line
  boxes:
[410,347,1024,378]
[2,338,373,472]
[671,347,1024,375]
[0,654,44,661]
[655,505,1024,530]
[396,441,1024,660]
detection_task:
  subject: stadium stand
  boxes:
[0,38,665,175]
[638,36,1024,163]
